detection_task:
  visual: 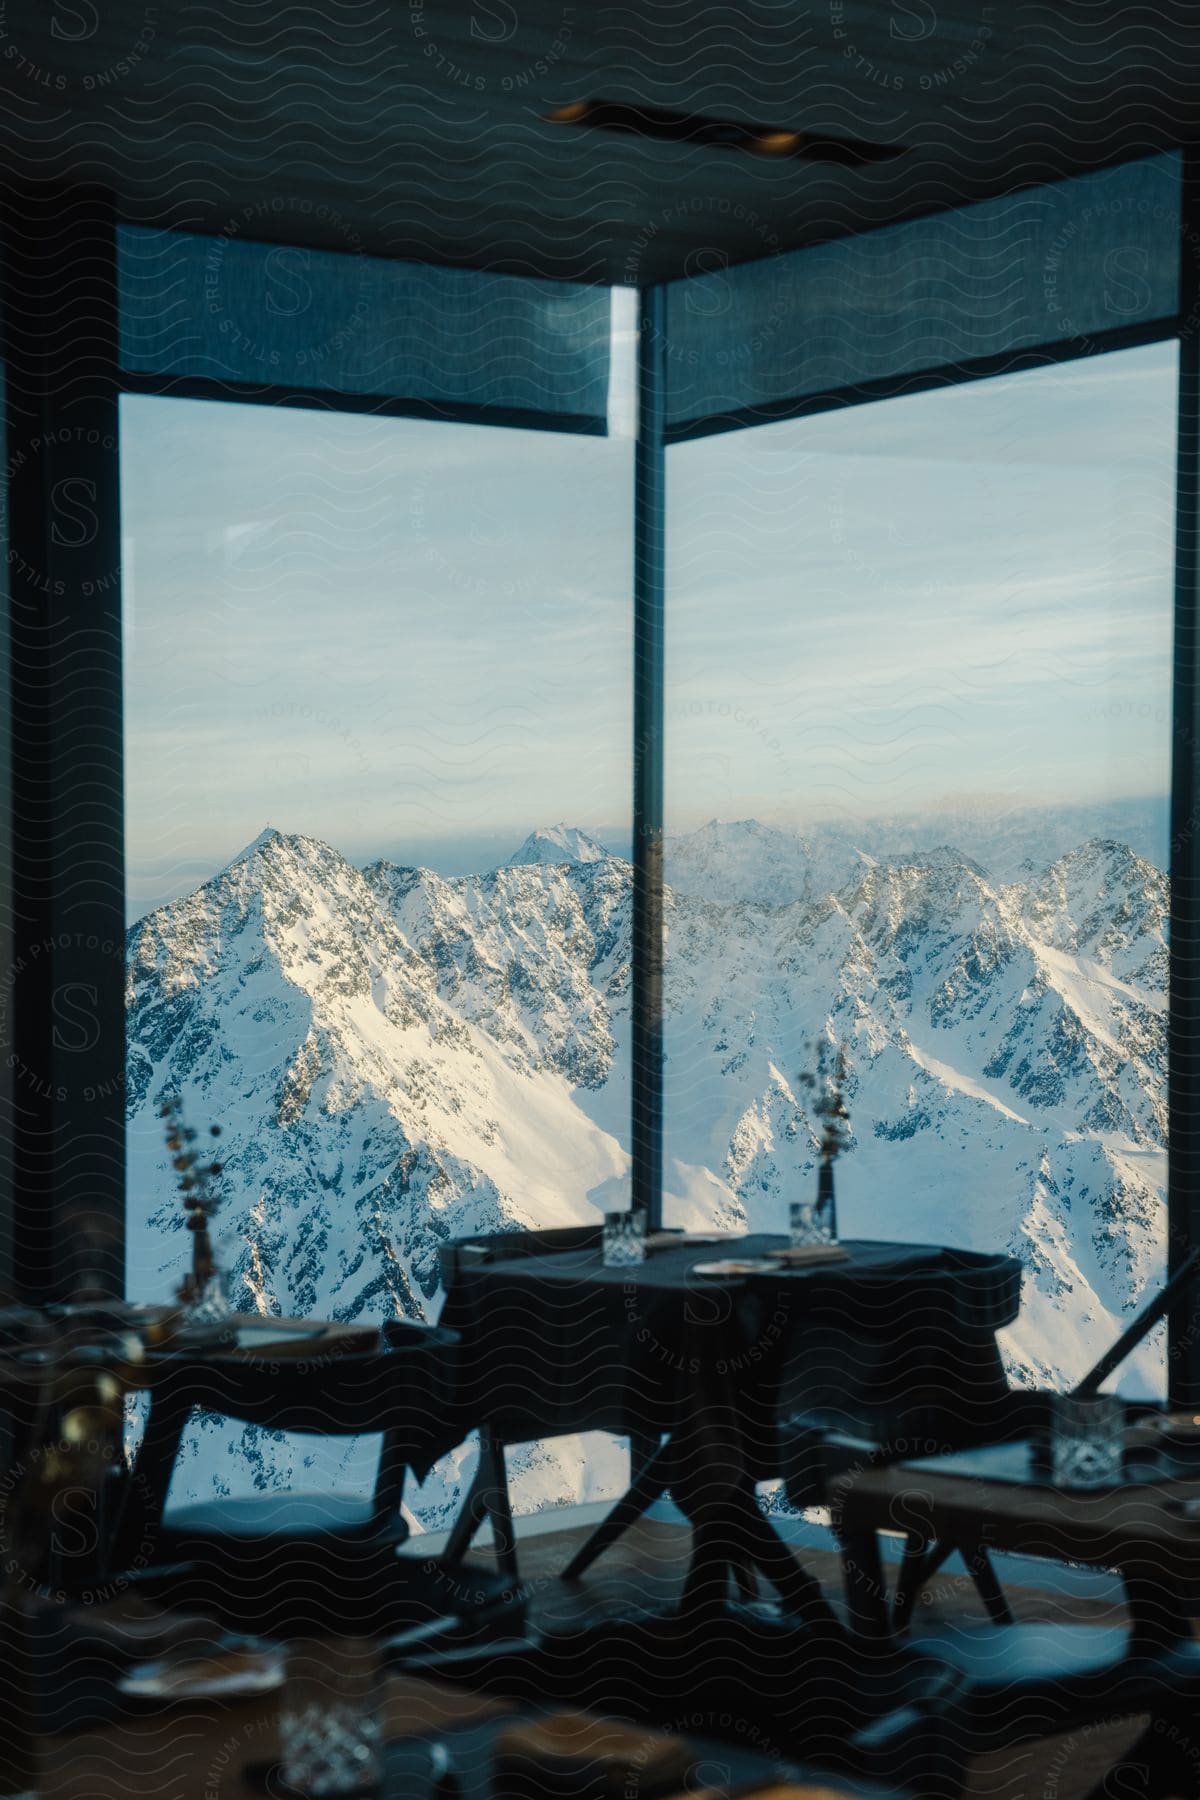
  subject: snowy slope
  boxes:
[126,815,1169,1519]
[125,831,631,1521]
[659,833,1166,1394]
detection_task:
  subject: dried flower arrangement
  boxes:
[159,1095,230,1316]
[798,1040,852,1237]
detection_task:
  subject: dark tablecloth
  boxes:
[439,1234,1021,1454]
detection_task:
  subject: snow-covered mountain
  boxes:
[126,816,1169,1519]
[665,799,1169,903]
[510,824,612,867]
[665,819,861,909]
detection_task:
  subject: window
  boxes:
[665,343,1177,1395]
[121,392,634,1516]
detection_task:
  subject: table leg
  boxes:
[109,1388,192,1576]
[477,1433,518,1583]
[442,1461,489,1569]
[718,1485,841,1628]
[560,1441,673,1581]
[680,1517,738,1613]
[629,1431,659,1484]
[892,1531,938,1631]
[838,1529,890,1638]
[963,1541,1014,1627]
[892,1534,1012,1631]
[442,1430,516,1579]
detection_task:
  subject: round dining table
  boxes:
[439,1233,1022,1614]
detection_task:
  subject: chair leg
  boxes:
[839,1530,891,1638]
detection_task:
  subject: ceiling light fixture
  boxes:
[543,101,903,168]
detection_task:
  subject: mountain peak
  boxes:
[509,825,609,867]
[232,826,287,862]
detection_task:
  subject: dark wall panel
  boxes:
[665,153,1182,433]
[119,227,612,422]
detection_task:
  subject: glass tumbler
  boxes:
[1049,1393,1125,1490]
[602,1208,647,1268]
[789,1198,836,1249]
[279,1637,383,1797]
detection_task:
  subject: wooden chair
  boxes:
[113,1319,512,1637]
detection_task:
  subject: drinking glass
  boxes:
[1049,1393,1125,1489]
[789,1199,835,1249]
[279,1638,383,1797]
[602,1208,647,1268]
[186,1268,234,1326]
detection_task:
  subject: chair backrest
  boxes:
[1073,1245,1200,1397]
[439,1224,602,1287]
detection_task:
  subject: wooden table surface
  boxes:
[832,1445,1200,1580]
[831,1439,1200,1647]
[34,1671,877,1800]
[37,1672,507,1799]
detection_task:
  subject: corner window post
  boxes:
[632,287,666,1232]
[1170,145,1200,1406]
[1,187,125,1302]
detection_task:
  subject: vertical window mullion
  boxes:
[2,186,125,1303]
[1169,145,1200,1407]
[632,287,666,1232]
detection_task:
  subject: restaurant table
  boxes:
[439,1235,1021,1613]
[828,1435,1200,1797]
[829,1435,1200,1651]
[31,1665,906,1800]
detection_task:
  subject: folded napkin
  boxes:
[645,1231,735,1251]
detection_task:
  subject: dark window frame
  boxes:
[645,149,1200,1408]
[3,153,1197,1406]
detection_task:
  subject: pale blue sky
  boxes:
[122,324,1177,919]
[666,340,1178,844]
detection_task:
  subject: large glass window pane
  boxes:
[122,390,633,1518]
[665,342,1176,1396]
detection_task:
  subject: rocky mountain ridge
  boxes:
[126,817,1168,1518]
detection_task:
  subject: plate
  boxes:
[690,1260,780,1278]
[764,1245,851,1266]
[1154,1412,1200,1444]
[120,1642,285,1702]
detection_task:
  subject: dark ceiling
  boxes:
[0,1,1197,284]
